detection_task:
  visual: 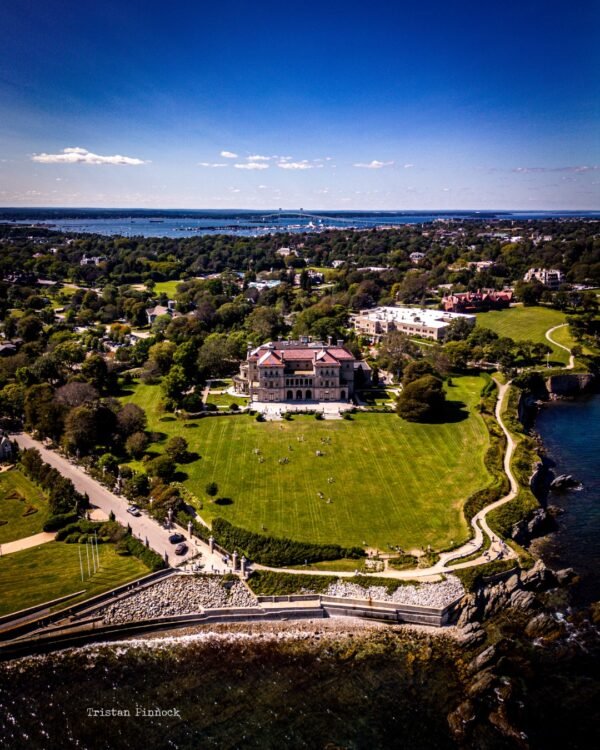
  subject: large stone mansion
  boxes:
[234,340,367,403]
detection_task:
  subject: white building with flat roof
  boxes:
[353,306,475,342]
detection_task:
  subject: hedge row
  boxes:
[116,535,167,571]
[246,570,420,596]
[212,517,365,567]
[247,570,332,596]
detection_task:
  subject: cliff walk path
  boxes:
[11,377,520,581]
[546,323,575,370]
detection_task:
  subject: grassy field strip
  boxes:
[0,542,149,617]
[476,305,570,364]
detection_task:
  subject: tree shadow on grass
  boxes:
[180,451,201,464]
[174,470,189,482]
[214,497,233,506]
[422,399,470,424]
[149,431,167,442]
[183,423,199,429]
[112,386,135,398]
[159,416,176,423]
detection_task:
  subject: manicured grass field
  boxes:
[0,469,50,544]
[0,541,150,616]
[152,279,184,297]
[205,390,249,409]
[122,375,492,552]
[476,305,570,364]
[549,323,596,356]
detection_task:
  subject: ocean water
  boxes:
[1,208,598,238]
[534,394,600,604]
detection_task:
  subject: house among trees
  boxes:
[523,268,565,289]
[234,340,368,403]
[145,304,172,325]
[442,289,513,313]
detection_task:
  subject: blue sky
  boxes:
[0,0,598,209]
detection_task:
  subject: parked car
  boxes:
[174,543,188,556]
[169,533,185,544]
[127,506,141,517]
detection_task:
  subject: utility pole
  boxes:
[78,544,84,582]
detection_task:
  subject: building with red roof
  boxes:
[234,339,367,403]
[442,289,513,314]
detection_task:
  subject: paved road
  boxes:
[11,433,202,567]
[546,323,575,369]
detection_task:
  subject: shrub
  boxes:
[43,512,79,531]
[247,570,332,596]
[212,517,365,567]
[255,413,265,422]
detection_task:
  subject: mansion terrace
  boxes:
[235,340,368,403]
[352,306,475,342]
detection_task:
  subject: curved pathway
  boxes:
[546,323,575,369]
[0,531,55,556]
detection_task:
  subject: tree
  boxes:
[443,341,471,370]
[396,375,446,422]
[377,331,419,380]
[62,405,99,454]
[126,431,149,459]
[81,354,109,391]
[402,360,438,386]
[165,436,188,462]
[148,341,177,374]
[246,306,283,342]
[16,315,43,343]
[146,454,176,482]
[55,382,99,408]
[444,317,473,342]
[24,384,64,440]
[117,402,147,437]
[206,481,218,497]
[161,364,188,405]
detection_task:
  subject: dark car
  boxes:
[174,543,188,556]
[169,533,185,544]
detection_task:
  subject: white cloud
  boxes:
[353,160,394,169]
[442,187,451,192]
[277,161,313,170]
[198,162,228,168]
[513,165,599,173]
[403,163,415,169]
[32,147,148,166]
[234,162,269,170]
[220,150,238,159]
[247,154,270,161]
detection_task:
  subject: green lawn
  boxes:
[122,375,492,552]
[0,541,150,616]
[0,469,50,544]
[549,323,596,356]
[205,390,249,409]
[476,305,570,364]
[152,279,184,297]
